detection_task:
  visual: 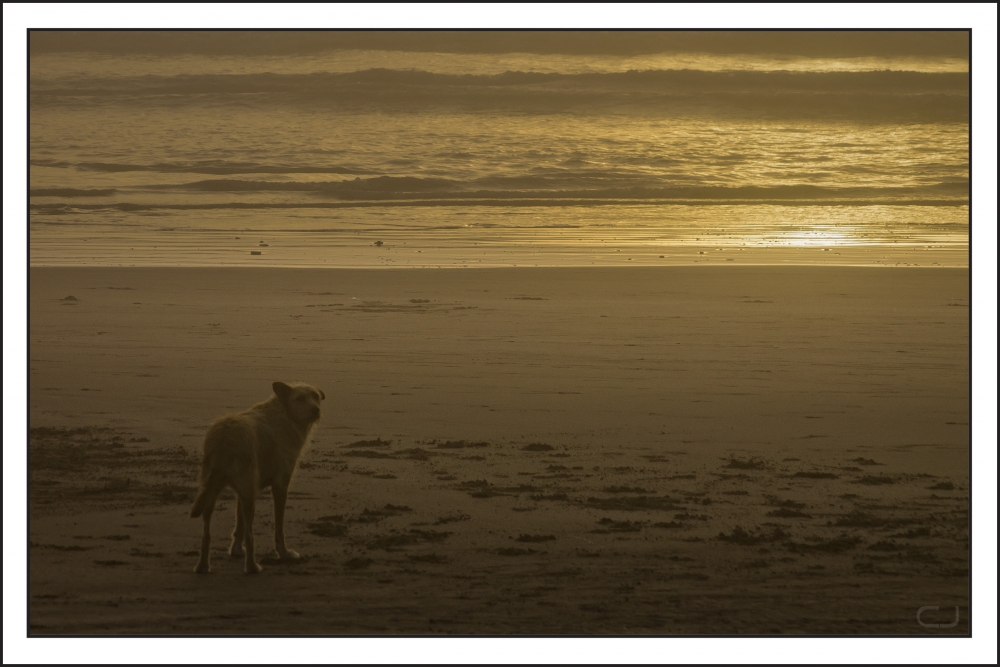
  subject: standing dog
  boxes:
[190,381,324,574]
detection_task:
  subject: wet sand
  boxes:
[27,266,969,635]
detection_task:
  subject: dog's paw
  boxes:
[244,561,263,574]
[193,561,211,574]
[278,549,300,561]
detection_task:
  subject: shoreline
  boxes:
[27,260,971,269]
[26,247,971,270]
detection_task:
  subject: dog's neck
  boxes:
[286,416,316,441]
[264,397,318,442]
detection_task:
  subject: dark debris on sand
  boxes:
[767,508,813,519]
[433,440,490,450]
[344,450,393,459]
[496,547,543,556]
[516,534,556,543]
[344,438,393,449]
[717,525,789,546]
[785,535,862,554]
[591,519,643,534]
[855,475,897,485]
[367,529,452,551]
[308,516,348,538]
[583,495,683,511]
[722,456,768,470]
[29,426,197,512]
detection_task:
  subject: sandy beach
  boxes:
[27,266,969,635]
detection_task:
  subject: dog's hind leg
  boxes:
[271,483,300,561]
[235,484,262,574]
[229,497,246,558]
[194,496,217,573]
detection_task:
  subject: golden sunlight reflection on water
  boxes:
[30,204,968,268]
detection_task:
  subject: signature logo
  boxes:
[917,606,960,628]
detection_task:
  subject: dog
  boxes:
[190,381,324,574]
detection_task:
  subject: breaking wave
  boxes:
[31,68,968,121]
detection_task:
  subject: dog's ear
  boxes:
[272,381,293,400]
[317,388,325,401]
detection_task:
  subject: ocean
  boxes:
[28,48,969,267]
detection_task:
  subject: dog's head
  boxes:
[273,381,325,425]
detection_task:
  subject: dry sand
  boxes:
[27,266,969,635]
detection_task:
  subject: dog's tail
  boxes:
[190,459,235,517]
[189,477,221,518]
[191,474,226,519]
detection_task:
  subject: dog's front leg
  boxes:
[271,483,300,561]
